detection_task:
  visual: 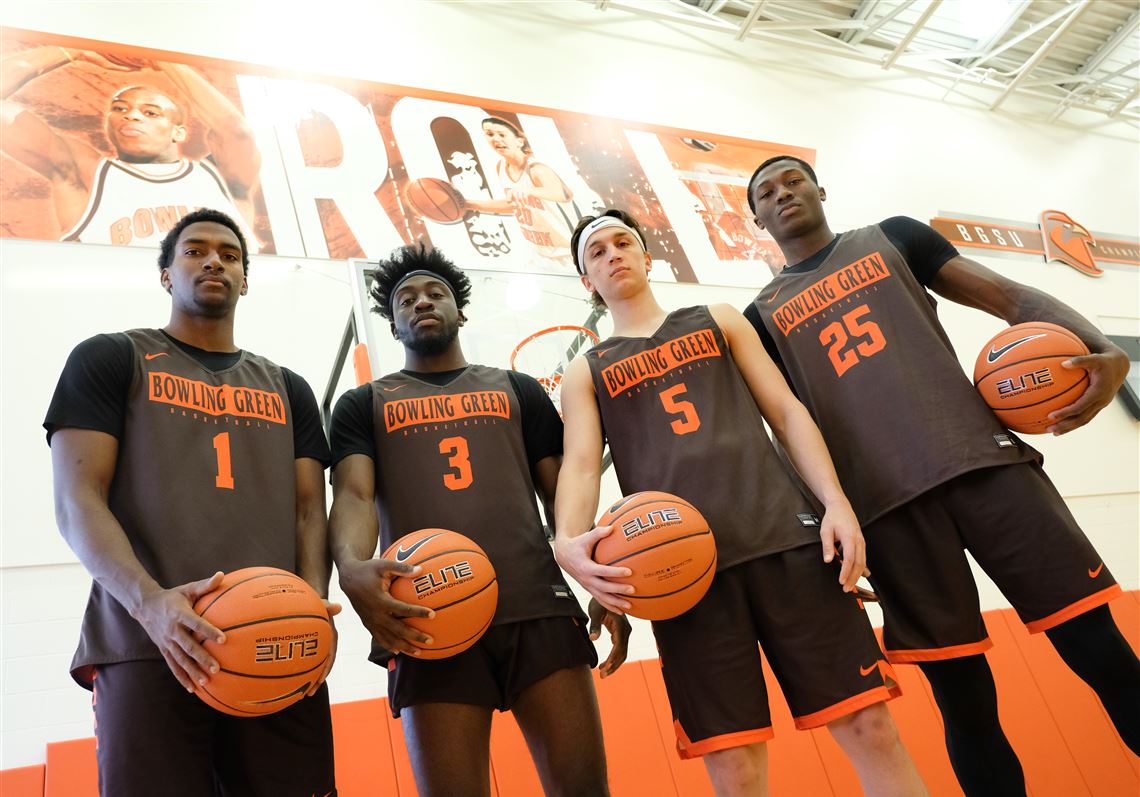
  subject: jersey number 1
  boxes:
[213,432,235,490]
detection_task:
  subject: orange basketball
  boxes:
[193,567,332,717]
[381,528,498,659]
[973,322,1090,434]
[403,178,465,223]
[593,491,716,621]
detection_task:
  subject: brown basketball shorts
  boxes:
[386,615,597,716]
[651,544,899,759]
[92,660,336,797]
[865,462,1121,663]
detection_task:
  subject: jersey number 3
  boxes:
[818,305,886,377]
[439,436,474,490]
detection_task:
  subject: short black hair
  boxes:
[570,208,648,309]
[746,155,819,215]
[369,241,472,321]
[157,208,250,273]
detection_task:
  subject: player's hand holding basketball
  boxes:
[337,558,435,656]
[132,571,226,692]
[307,599,342,697]
[588,598,631,678]
[553,525,634,614]
[820,501,867,593]
[1048,346,1129,435]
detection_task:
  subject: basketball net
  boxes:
[510,325,600,416]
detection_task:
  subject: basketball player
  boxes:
[461,117,581,270]
[556,209,929,797]
[328,242,626,797]
[2,46,260,247]
[45,209,336,796]
[745,155,1139,796]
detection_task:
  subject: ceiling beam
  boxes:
[841,0,880,44]
[971,4,1079,71]
[964,0,1032,67]
[1110,85,1139,117]
[848,0,916,47]
[882,0,942,70]
[1073,8,1140,78]
[735,0,770,41]
[990,0,1092,110]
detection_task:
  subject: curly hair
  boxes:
[369,241,473,321]
[157,208,250,274]
[569,208,648,309]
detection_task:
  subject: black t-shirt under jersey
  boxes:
[330,368,563,469]
[44,330,330,464]
[744,216,959,361]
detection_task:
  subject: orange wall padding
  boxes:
[6,594,1137,796]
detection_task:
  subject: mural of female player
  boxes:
[462,116,582,272]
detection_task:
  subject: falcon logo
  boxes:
[395,532,446,562]
[986,333,1047,364]
[1039,210,1103,277]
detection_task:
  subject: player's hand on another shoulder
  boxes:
[553,525,634,614]
[306,599,341,697]
[337,558,434,656]
[132,571,226,693]
[819,502,867,593]
[1048,347,1129,435]
[588,598,632,678]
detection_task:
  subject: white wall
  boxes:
[2,0,1137,768]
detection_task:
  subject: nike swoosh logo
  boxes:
[383,384,408,392]
[1088,562,1104,578]
[859,662,878,677]
[592,347,616,359]
[394,532,446,562]
[144,352,169,360]
[986,334,1047,364]
[766,285,783,304]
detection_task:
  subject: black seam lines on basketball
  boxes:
[400,548,489,568]
[197,572,304,616]
[414,576,498,613]
[422,613,495,651]
[627,555,717,601]
[199,680,311,714]
[214,613,330,632]
[993,373,1089,411]
[601,529,712,567]
[218,655,330,679]
[602,495,700,524]
[974,352,1088,384]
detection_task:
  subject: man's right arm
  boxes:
[51,428,226,691]
[552,356,633,613]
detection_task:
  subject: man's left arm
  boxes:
[294,455,340,695]
[930,255,1129,434]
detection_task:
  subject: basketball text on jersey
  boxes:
[148,371,287,424]
[771,252,891,336]
[599,329,721,397]
[383,390,511,432]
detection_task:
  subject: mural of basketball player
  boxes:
[1,46,261,249]
[462,117,583,271]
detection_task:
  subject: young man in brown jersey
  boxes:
[45,209,337,796]
[745,155,1139,797]
[555,209,929,797]
[328,243,628,797]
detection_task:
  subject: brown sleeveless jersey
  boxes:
[751,225,1038,525]
[72,328,297,685]
[369,365,583,640]
[586,306,818,568]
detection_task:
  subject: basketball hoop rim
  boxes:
[509,325,600,370]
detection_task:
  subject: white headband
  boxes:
[575,216,646,274]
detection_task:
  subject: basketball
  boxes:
[192,567,332,717]
[973,322,1090,434]
[403,178,466,224]
[381,528,498,659]
[593,491,716,621]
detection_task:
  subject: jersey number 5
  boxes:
[660,383,701,435]
[818,305,886,377]
[439,436,474,490]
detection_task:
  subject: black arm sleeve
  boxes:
[507,370,564,465]
[329,385,376,469]
[43,333,135,444]
[742,302,783,366]
[282,368,331,466]
[881,216,959,287]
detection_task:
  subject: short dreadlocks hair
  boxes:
[369,241,473,321]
